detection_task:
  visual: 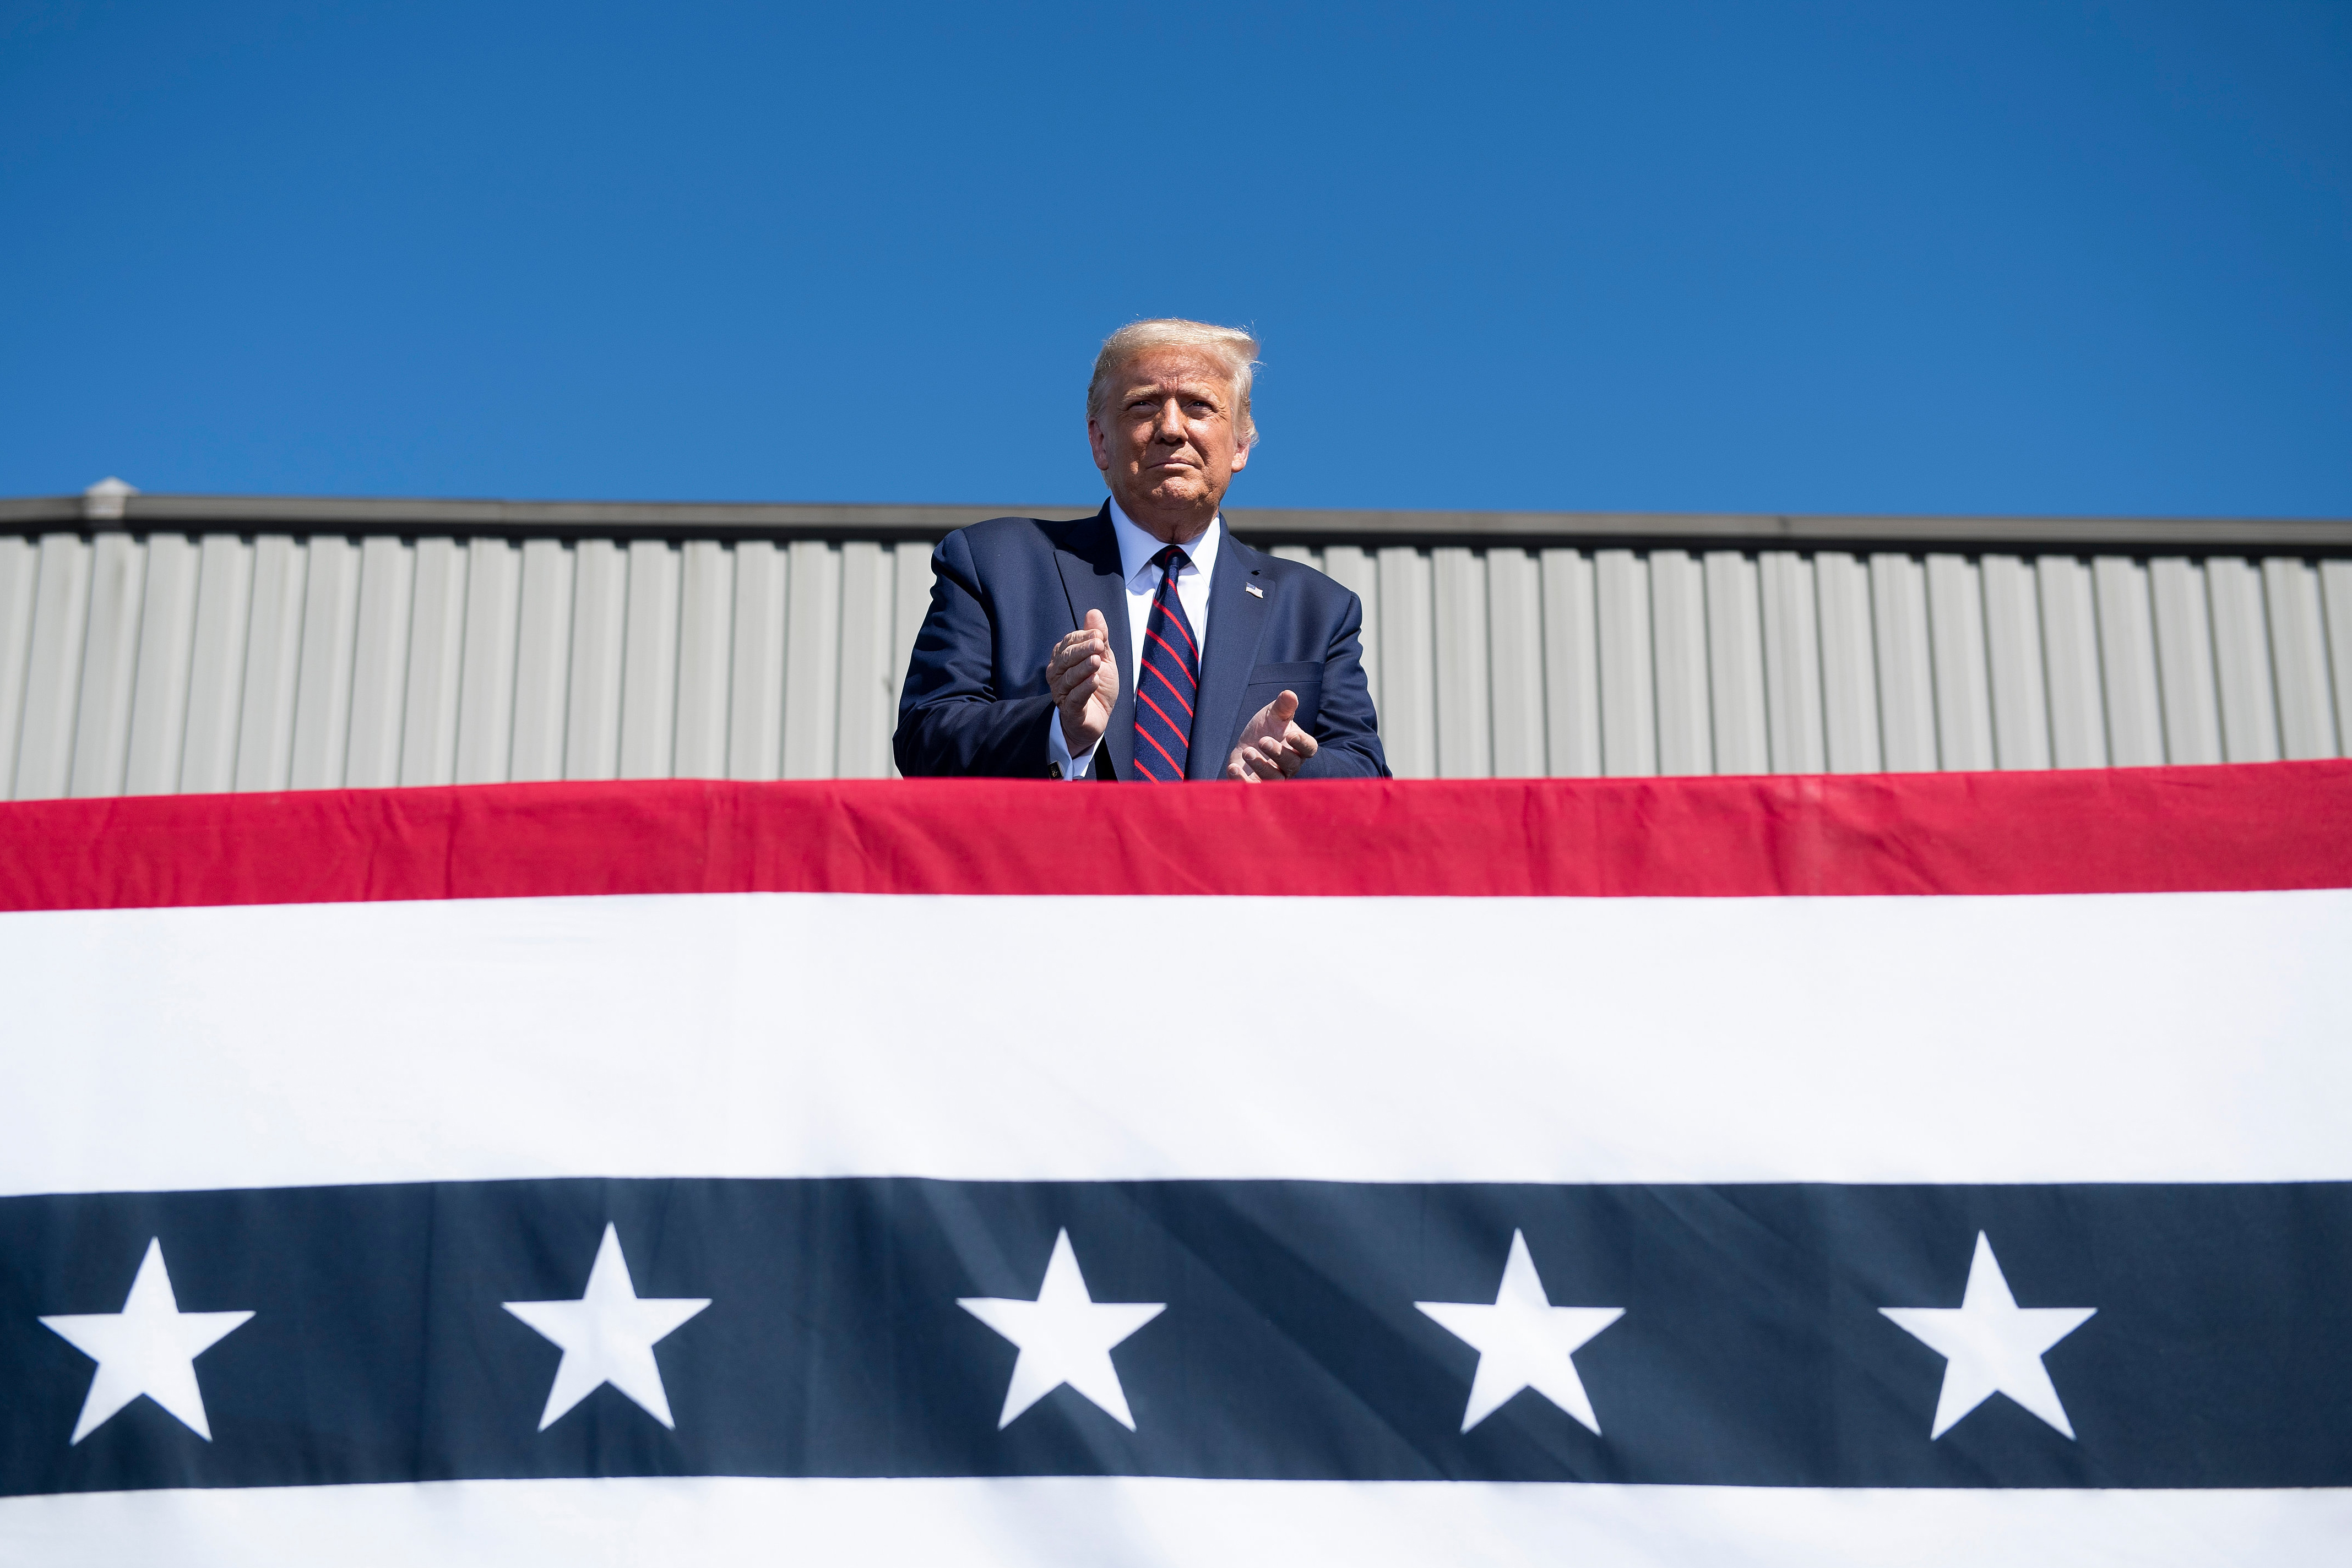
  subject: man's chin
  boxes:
[1138,477,1212,507]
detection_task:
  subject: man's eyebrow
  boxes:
[1121,383,1227,404]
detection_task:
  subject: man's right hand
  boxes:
[1047,608,1119,756]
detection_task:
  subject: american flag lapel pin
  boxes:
[1245,583,1264,598]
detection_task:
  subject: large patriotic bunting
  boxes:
[2,764,2349,1564]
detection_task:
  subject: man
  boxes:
[893,320,1388,781]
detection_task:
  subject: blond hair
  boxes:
[1087,318,1260,447]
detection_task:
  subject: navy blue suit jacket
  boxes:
[894,504,1389,780]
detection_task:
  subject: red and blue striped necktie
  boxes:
[1132,545,1201,782]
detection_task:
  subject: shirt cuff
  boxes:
[1047,717,1096,780]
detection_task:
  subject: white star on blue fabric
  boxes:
[1417,1229,1625,1434]
[41,1238,254,1445]
[1882,1231,2097,1439]
[959,1229,1165,1430]
[503,1223,710,1430]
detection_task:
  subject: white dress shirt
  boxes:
[1047,499,1222,780]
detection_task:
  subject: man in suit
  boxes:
[894,319,1388,781]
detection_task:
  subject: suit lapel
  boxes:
[1187,530,1274,778]
[1052,503,1135,781]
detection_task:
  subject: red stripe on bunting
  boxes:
[0,763,2346,912]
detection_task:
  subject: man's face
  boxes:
[1088,347,1251,524]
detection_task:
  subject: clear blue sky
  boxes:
[2,2,2345,516]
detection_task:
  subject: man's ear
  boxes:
[1229,435,1251,472]
[1086,414,1112,474]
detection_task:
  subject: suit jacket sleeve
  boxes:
[893,531,1059,777]
[1295,586,1390,780]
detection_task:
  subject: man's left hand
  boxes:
[1225,690,1319,781]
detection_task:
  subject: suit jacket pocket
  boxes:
[1242,661,1324,731]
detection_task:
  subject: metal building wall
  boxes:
[3,530,2348,799]
[1277,543,2350,777]
[0,532,938,798]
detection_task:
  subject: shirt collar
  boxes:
[1107,497,1221,590]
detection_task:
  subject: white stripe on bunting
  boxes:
[5,888,2350,1196]
[4,1476,2346,1567]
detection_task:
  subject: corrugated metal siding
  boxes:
[2,532,2345,798]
